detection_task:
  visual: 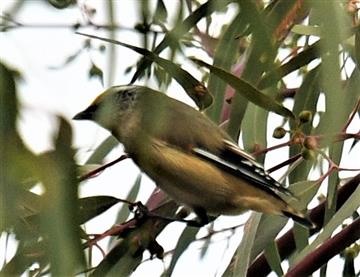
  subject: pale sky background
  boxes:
[1,0,359,276]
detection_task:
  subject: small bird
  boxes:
[73,85,313,227]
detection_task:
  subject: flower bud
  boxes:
[304,136,318,150]
[301,148,316,161]
[273,127,286,139]
[299,110,313,124]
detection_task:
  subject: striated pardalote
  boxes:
[73,85,313,227]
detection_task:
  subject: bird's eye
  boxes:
[118,89,136,101]
[115,89,137,110]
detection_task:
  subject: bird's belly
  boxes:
[132,141,286,217]
[141,161,244,215]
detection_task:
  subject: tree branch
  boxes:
[285,218,360,277]
[247,173,360,277]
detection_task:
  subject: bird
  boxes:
[73,85,313,227]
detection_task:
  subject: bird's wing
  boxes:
[192,140,295,201]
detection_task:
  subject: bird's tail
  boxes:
[282,209,316,229]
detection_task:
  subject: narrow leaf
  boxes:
[131,0,232,82]
[293,183,360,263]
[258,41,320,90]
[292,24,321,37]
[164,227,198,276]
[38,117,85,275]
[264,240,283,276]
[230,213,262,277]
[85,136,119,164]
[76,32,213,110]
[249,180,317,262]
[78,196,121,224]
[206,10,249,122]
[192,58,294,118]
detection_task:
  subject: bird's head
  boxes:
[73,85,142,131]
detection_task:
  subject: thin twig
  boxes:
[268,153,302,173]
[252,141,293,156]
[141,222,246,263]
[79,154,128,181]
[342,97,360,132]
[0,15,164,34]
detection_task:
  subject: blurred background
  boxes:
[1,0,359,276]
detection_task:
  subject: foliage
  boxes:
[1,0,360,276]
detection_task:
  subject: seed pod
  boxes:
[299,110,313,124]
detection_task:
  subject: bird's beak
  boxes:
[73,105,97,120]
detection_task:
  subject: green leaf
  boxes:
[234,0,295,149]
[258,42,320,90]
[92,201,179,276]
[240,88,269,157]
[225,1,277,140]
[293,183,360,264]
[88,63,104,86]
[311,1,351,230]
[153,0,168,23]
[16,189,42,217]
[108,174,142,247]
[114,174,142,223]
[76,32,213,110]
[249,214,287,262]
[228,213,262,277]
[37,117,85,275]
[0,62,18,231]
[130,0,233,82]
[292,224,309,253]
[85,136,119,164]
[0,62,17,134]
[47,0,75,9]
[324,145,343,225]
[355,29,360,67]
[249,180,318,262]
[265,0,309,42]
[206,10,249,122]
[344,69,360,152]
[105,0,116,86]
[78,196,121,224]
[291,66,320,134]
[264,240,283,276]
[90,239,140,277]
[164,227,198,276]
[1,241,46,276]
[0,62,38,233]
[192,58,294,118]
[292,24,321,37]
[289,66,320,183]
[77,163,102,177]
[288,181,319,210]
[313,1,350,138]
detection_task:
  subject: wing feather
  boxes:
[192,141,295,200]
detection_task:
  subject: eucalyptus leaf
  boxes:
[108,174,142,247]
[164,227,198,276]
[85,136,119,164]
[229,213,262,277]
[76,32,213,110]
[292,24,321,37]
[206,10,249,122]
[130,0,233,82]
[37,117,85,275]
[264,240,283,276]
[192,59,294,118]
[293,183,360,264]
[78,196,121,225]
